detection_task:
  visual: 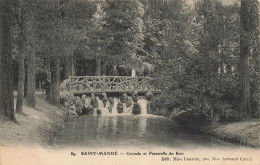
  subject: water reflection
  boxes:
[53,115,241,149]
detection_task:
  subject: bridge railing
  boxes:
[68,76,155,94]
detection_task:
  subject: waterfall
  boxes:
[93,108,97,115]
[137,99,148,115]
[97,97,104,108]
[84,97,91,107]
[82,95,148,116]
[123,103,126,113]
[112,97,118,114]
[125,104,133,114]
[105,101,110,109]
[97,97,109,115]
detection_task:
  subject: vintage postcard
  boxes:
[0,0,259,164]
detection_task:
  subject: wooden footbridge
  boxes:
[67,76,157,95]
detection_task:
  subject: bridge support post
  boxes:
[102,75,105,90]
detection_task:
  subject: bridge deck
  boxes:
[68,76,157,95]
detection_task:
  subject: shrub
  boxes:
[218,109,243,123]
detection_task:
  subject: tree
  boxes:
[49,58,60,106]
[91,3,106,76]
[241,0,260,117]
[257,1,260,118]
[239,0,259,115]
[25,10,36,108]
[13,0,26,113]
[18,0,38,108]
[64,56,74,79]
[103,0,145,67]
[16,9,25,113]
[0,0,16,120]
[148,0,244,124]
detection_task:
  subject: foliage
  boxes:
[102,0,145,66]
[149,0,245,124]
[218,108,243,123]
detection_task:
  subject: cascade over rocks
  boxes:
[59,79,149,116]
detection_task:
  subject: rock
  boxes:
[96,109,102,115]
[108,107,112,113]
[88,105,94,115]
[132,103,141,114]
[117,102,124,113]
[90,95,98,108]
[81,106,88,115]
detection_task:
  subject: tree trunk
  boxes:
[239,0,252,115]
[24,8,36,107]
[24,59,28,97]
[64,56,72,79]
[16,0,25,113]
[258,5,260,119]
[254,0,260,118]
[239,45,251,114]
[71,56,75,76]
[50,58,60,107]
[64,55,75,78]
[46,58,51,80]
[95,54,101,76]
[26,45,35,107]
[16,52,25,113]
[0,0,15,120]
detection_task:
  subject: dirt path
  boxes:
[0,94,68,147]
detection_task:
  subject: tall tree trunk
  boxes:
[258,2,260,118]
[95,54,101,76]
[26,48,36,107]
[16,53,25,113]
[24,59,28,97]
[50,58,60,107]
[71,56,75,76]
[46,58,51,80]
[239,44,251,114]
[64,55,74,79]
[25,8,36,107]
[16,0,25,113]
[254,0,260,118]
[0,0,15,120]
[239,0,253,115]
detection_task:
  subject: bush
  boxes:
[173,109,213,127]
[218,109,243,123]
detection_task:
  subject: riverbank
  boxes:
[0,94,68,147]
[149,109,260,148]
[195,120,260,148]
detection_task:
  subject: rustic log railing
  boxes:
[68,76,155,95]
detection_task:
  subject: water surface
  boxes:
[53,115,243,149]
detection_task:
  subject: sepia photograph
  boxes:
[0,0,259,164]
